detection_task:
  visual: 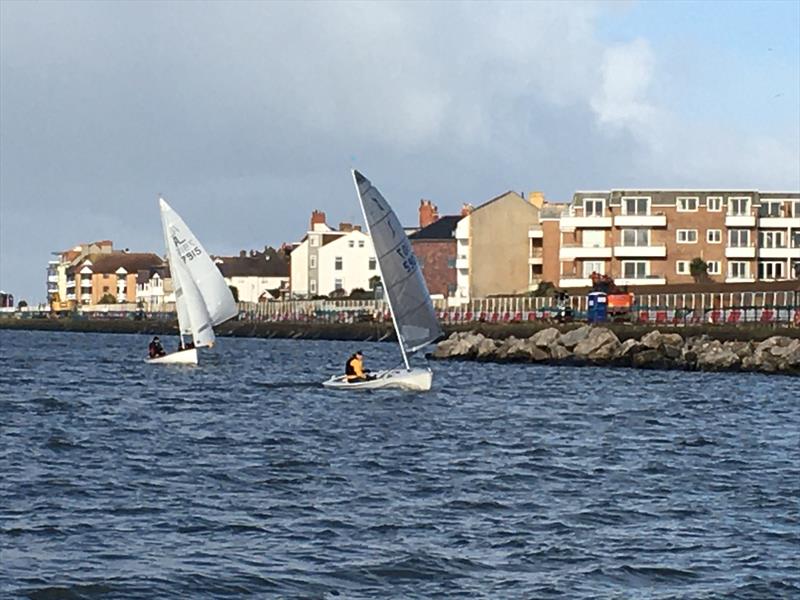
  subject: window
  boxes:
[358,240,365,248]
[334,256,343,270]
[621,196,650,216]
[103,286,110,293]
[368,257,376,270]
[334,279,343,290]
[728,261,749,279]
[310,280,317,294]
[728,197,751,216]
[706,196,723,212]
[622,261,648,279]
[707,229,722,243]
[758,201,782,218]
[677,196,698,212]
[758,261,785,280]
[728,229,750,247]
[309,255,317,269]
[676,261,689,275]
[583,229,606,248]
[447,283,457,296]
[793,260,800,278]
[310,235,319,247]
[348,240,354,248]
[417,257,425,268]
[583,198,604,216]
[759,231,785,248]
[582,261,604,278]
[707,261,721,275]
[794,201,800,218]
[621,228,649,247]
[447,257,456,268]
[676,229,698,243]
[792,231,800,249]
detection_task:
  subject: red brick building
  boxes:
[409,214,461,298]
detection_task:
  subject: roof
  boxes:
[71,252,164,274]
[409,215,461,240]
[215,250,289,278]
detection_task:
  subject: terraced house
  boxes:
[556,190,800,288]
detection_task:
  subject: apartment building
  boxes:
[67,252,164,304]
[290,211,378,297]
[557,190,800,288]
[48,240,115,302]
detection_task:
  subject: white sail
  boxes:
[352,170,442,356]
[159,197,238,347]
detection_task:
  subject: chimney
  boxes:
[339,222,354,232]
[239,250,247,257]
[310,210,326,231]
[460,203,474,217]
[419,199,439,228]
[353,225,362,232]
[528,191,545,209]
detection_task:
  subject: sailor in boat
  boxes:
[148,336,166,358]
[345,351,374,383]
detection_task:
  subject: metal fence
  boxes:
[237,291,800,326]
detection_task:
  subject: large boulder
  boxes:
[695,340,740,371]
[574,328,621,361]
[530,327,561,348]
[475,337,499,360]
[547,342,572,361]
[632,349,672,369]
[559,325,592,349]
[616,338,642,360]
[432,331,482,359]
[495,336,525,361]
[640,330,664,350]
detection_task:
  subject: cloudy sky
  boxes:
[1,0,798,302]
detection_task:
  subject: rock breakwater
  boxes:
[432,326,800,376]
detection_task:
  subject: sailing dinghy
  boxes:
[146,197,238,365]
[323,170,443,391]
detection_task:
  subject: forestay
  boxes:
[159,198,238,347]
[353,170,442,355]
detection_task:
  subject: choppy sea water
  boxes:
[1,329,798,599]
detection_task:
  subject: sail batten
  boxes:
[352,170,442,360]
[159,197,238,347]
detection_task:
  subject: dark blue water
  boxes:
[1,329,798,599]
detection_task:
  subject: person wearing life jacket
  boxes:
[345,350,372,382]
[148,336,166,358]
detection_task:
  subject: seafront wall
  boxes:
[431,326,800,376]
[2,317,799,345]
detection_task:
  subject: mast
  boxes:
[351,169,411,371]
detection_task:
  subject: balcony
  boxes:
[560,216,613,229]
[613,245,667,258]
[528,227,544,238]
[48,275,59,283]
[559,245,613,260]
[455,256,469,270]
[759,247,800,259]
[558,277,593,288]
[725,246,756,259]
[615,276,667,286]
[528,247,543,265]
[725,215,756,227]
[760,216,800,228]
[725,276,756,284]
[66,280,76,288]
[613,214,667,227]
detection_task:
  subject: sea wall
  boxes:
[431,326,800,376]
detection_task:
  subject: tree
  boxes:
[690,258,709,282]
[17,300,28,309]
[98,293,117,304]
[530,281,557,297]
[229,285,239,302]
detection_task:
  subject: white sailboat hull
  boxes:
[145,348,198,365]
[323,368,433,392]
